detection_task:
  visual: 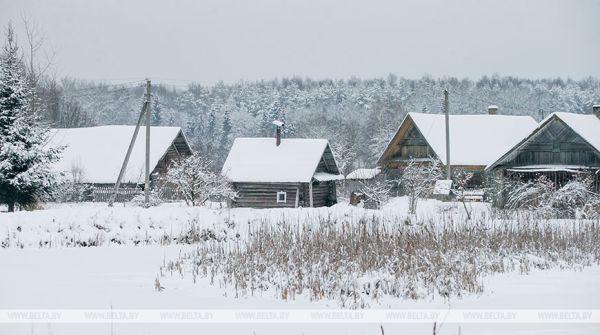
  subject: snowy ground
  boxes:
[0,198,482,249]
[1,199,599,334]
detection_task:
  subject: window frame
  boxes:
[276,191,287,203]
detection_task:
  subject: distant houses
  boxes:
[486,109,600,191]
[48,125,192,201]
[49,105,599,207]
[221,133,343,208]
[377,108,537,186]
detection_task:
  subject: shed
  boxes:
[222,137,343,208]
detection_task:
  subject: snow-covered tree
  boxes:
[166,154,235,207]
[357,178,392,209]
[0,24,62,211]
[152,96,162,126]
[400,157,443,214]
[218,109,232,160]
[453,171,474,219]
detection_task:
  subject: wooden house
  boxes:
[485,110,600,191]
[48,125,192,201]
[377,110,537,187]
[221,136,343,208]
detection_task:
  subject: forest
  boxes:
[35,75,600,174]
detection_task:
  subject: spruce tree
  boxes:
[0,24,62,211]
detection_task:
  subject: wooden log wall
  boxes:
[232,182,302,208]
[232,181,338,208]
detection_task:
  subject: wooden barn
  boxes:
[377,109,537,187]
[486,109,600,191]
[48,125,192,201]
[221,137,343,208]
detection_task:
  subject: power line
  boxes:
[59,80,146,95]
[64,86,143,99]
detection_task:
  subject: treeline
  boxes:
[35,75,600,173]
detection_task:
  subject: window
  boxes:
[276,191,286,203]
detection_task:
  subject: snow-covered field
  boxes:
[0,198,478,249]
[1,198,599,335]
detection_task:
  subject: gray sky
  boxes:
[1,0,599,85]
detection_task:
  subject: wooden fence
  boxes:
[92,186,142,203]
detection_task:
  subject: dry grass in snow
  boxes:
[164,214,600,308]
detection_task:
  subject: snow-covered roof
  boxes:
[507,165,591,173]
[222,138,342,183]
[47,125,185,184]
[346,168,381,180]
[486,112,600,170]
[380,112,538,167]
[313,172,345,182]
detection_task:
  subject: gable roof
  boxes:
[48,125,189,184]
[547,113,600,153]
[222,137,341,183]
[378,112,538,167]
[486,112,600,170]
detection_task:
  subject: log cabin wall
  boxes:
[231,182,303,208]
[232,181,338,208]
[309,181,337,207]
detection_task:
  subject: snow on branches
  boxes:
[400,157,443,214]
[166,154,236,207]
[506,174,600,218]
[0,25,62,211]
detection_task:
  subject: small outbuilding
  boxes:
[222,137,343,208]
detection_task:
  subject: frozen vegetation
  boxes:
[2,197,599,311]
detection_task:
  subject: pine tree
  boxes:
[219,109,232,160]
[152,96,162,126]
[206,107,217,152]
[0,24,62,212]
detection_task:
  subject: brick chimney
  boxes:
[272,120,285,146]
[593,104,600,119]
[487,105,498,115]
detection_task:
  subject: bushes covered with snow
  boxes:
[166,154,236,206]
[505,175,600,218]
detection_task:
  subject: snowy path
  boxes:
[1,245,599,335]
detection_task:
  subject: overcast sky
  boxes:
[1,0,598,85]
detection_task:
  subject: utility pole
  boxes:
[144,80,151,206]
[109,79,151,207]
[443,89,451,180]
